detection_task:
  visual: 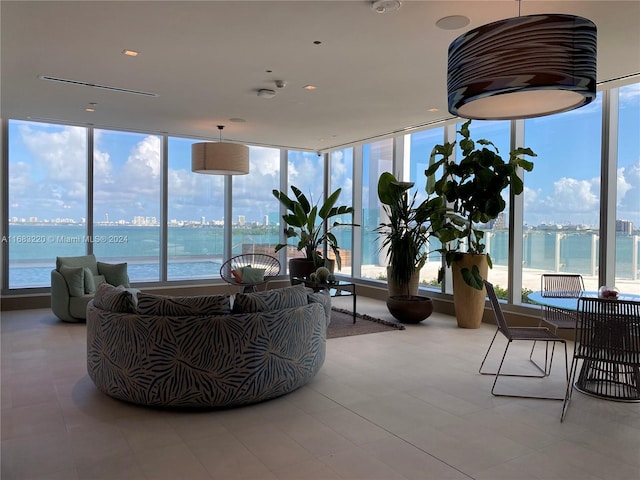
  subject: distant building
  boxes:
[489,212,506,230]
[616,219,633,235]
[238,215,246,226]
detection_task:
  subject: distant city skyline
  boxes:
[8,213,637,234]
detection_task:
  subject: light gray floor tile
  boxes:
[2,304,640,480]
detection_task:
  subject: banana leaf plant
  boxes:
[272,186,357,270]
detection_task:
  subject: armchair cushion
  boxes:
[84,273,107,294]
[59,265,85,297]
[84,268,96,294]
[97,262,130,287]
[241,267,265,284]
[56,254,99,276]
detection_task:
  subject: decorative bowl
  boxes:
[598,285,620,299]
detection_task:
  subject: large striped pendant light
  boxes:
[447,13,597,120]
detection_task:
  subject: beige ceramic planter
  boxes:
[451,253,488,329]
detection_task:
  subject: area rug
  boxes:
[327,307,405,339]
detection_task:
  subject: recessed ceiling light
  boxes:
[122,49,139,57]
[303,85,317,91]
[85,107,95,112]
[436,15,470,30]
[427,107,440,112]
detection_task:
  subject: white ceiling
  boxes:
[2,1,639,152]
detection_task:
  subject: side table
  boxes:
[292,278,357,323]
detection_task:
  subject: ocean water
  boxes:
[4,224,639,288]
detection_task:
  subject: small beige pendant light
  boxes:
[192,125,249,175]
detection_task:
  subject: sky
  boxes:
[7,84,640,228]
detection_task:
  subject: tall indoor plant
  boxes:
[426,120,535,328]
[376,172,443,322]
[273,186,356,278]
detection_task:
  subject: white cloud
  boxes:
[548,177,599,212]
[617,160,640,223]
[524,176,601,226]
[19,124,86,183]
[620,83,640,101]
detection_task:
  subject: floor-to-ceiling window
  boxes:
[616,84,640,293]
[6,121,87,288]
[4,83,638,297]
[523,93,603,292]
[408,127,445,288]
[93,129,161,282]
[454,120,512,294]
[167,137,225,281]
[283,150,325,266]
[232,146,280,257]
[360,138,393,282]
[329,148,355,275]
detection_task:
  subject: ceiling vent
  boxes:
[371,0,402,14]
[37,75,159,97]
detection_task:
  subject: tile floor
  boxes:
[1,296,639,480]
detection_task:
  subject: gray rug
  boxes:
[327,307,405,339]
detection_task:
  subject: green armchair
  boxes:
[51,254,130,322]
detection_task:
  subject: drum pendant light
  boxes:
[447,13,597,120]
[192,125,249,175]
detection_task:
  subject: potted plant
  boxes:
[426,120,535,328]
[272,186,356,279]
[376,172,443,323]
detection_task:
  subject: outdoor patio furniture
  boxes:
[531,274,585,373]
[562,297,640,421]
[480,280,569,401]
[220,253,281,293]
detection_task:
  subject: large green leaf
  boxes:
[461,265,484,290]
[291,185,311,214]
[319,188,341,219]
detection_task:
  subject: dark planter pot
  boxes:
[386,295,433,324]
[288,258,316,281]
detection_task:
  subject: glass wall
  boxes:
[409,127,444,288]
[3,82,639,297]
[616,84,640,293]
[360,138,393,282]
[167,137,225,281]
[455,121,511,293]
[283,151,325,265]
[523,93,603,292]
[93,129,161,282]
[232,146,280,257]
[6,121,87,288]
[329,148,355,274]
